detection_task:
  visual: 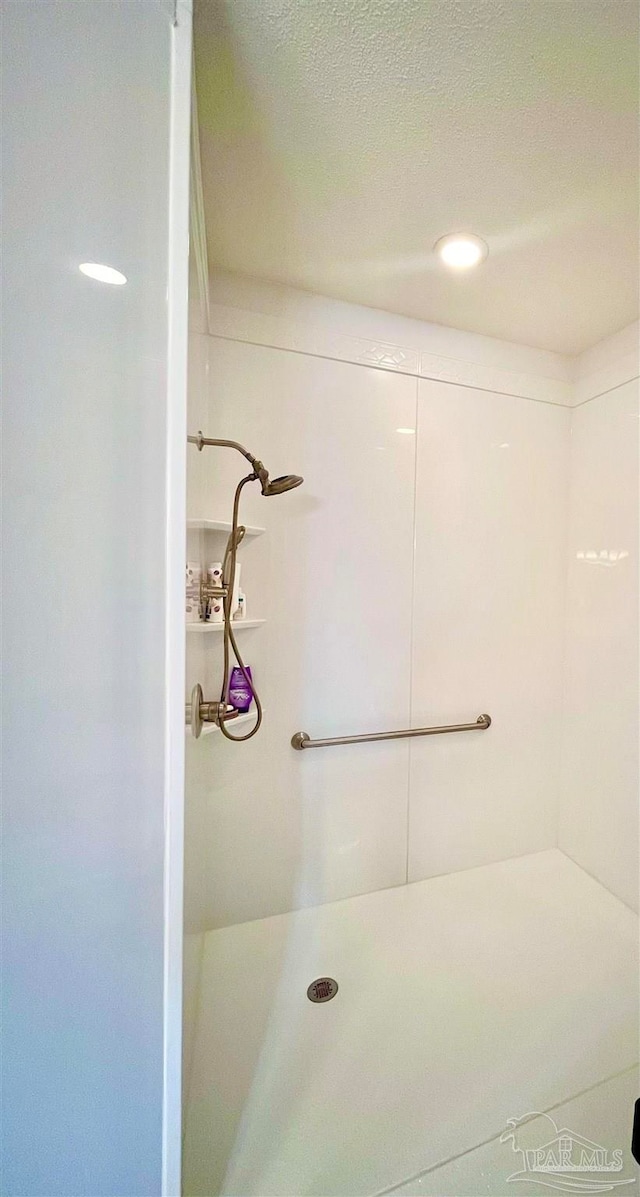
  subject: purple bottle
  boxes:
[229,665,253,713]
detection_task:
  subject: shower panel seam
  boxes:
[374,1062,639,1196]
[558,847,639,914]
[555,410,574,852]
[204,331,573,409]
[405,378,419,887]
[571,372,640,407]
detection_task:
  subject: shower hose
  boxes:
[218,472,263,741]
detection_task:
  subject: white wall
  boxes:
[2,3,184,1192]
[208,270,573,406]
[559,330,640,910]
[410,382,568,881]
[184,280,574,930]
[185,342,416,928]
[182,247,210,1125]
[182,931,205,1121]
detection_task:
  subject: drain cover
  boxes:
[307,977,338,1003]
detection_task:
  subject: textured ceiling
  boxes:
[194,0,639,355]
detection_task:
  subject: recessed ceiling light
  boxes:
[434,233,488,270]
[396,427,415,435]
[79,262,127,285]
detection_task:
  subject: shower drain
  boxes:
[307,977,338,1003]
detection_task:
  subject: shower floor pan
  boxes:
[183,849,639,1197]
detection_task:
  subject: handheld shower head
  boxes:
[260,474,304,496]
[241,457,303,496]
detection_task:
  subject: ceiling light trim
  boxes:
[434,233,489,270]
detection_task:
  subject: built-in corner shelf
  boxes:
[187,619,265,632]
[187,519,265,538]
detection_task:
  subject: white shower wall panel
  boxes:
[184,340,417,929]
[559,377,639,910]
[409,381,569,881]
[184,280,640,930]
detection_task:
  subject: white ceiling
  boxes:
[194,0,639,356]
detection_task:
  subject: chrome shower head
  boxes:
[260,474,304,496]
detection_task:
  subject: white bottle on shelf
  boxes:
[207,561,223,587]
[186,562,201,622]
[208,595,224,623]
[231,562,242,619]
[206,561,224,622]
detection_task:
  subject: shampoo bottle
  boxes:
[229,665,253,713]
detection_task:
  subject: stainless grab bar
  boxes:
[291,713,491,750]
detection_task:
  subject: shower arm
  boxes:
[187,433,268,491]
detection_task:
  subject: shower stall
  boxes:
[182,5,639,1195]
